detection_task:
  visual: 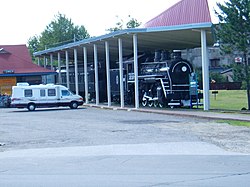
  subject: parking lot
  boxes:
[0,106,207,151]
[0,106,250,186]
[0,106,250,153]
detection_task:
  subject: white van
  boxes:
[11,83,83,111]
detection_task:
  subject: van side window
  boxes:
[48,89,56,96]
[61,90,70,96]
[40,89,46,97]
[24,89,32,97]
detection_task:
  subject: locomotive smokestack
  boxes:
[160,50,170,61]
[154,50,161,62]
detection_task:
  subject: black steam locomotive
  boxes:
[59,50,202,108]
[110,50,202,108]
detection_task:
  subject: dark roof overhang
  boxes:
[33,22,214,63]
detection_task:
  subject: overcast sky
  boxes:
[1,0,225,45]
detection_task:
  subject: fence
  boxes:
[210,82,242,90]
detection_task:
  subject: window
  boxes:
[24,89,32,97]
[40,89,46,97]
[61,90,71,96]
[48,89,56,96]
[210,59,220,68]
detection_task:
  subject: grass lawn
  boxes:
[217,120,250,127]
[209,90,248,111]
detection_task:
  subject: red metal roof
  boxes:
[0,44,55,75]
[144,0,212,28]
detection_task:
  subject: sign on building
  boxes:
[235,57,242,63]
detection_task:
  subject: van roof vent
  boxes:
[17,82,29,86]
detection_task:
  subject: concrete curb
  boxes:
[83,104,250,122]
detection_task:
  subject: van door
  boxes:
[58,88,72,106]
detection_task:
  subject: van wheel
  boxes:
[70,102,78,109]
[28,103,36,111]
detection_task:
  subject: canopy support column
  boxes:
[37,57,40,66]
[105,41,111,107]
[201,30,210,111]
[133,34,139,109]
[94,44,99,105]
[50,54,53,70]
[74,48,79,95]
[44,56,46,68]
[118,38,124,108]
[57,52,62,84]
[65,50,70,89]
[83,47,89,104]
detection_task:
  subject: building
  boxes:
[33,0,213,110]
[0,44,56,95]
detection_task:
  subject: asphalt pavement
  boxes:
[1,143,250,187]
[0,106,249,187]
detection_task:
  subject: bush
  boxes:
[241,81,247,90]
[210,72,227,83]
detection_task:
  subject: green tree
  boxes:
[106,15,141,32]
[28,13,90,56]
[27,35,39,61]
[215,0,250,110]
[231,63,245,82]
[126,15,141,28]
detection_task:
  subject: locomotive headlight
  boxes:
[182,66,187,72]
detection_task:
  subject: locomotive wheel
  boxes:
[148,100,154,107]
[158,102,165,108]
[153,101,158,107]
[142,99,147,107]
